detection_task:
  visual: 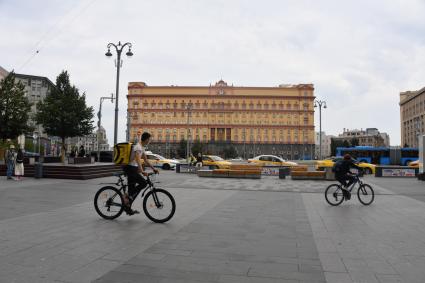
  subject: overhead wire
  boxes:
[17,0,98,72]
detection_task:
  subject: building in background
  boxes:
[0,66,55,137]
[332,128,390,147]
[400,87,425,148]
[127,80,316,159]
[315,132,336,159]
[14,73,55,135]
[66,126,110,154]
[0,65,8,81]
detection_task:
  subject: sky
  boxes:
[1,0,425,146]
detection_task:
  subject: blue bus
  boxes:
[336,146,418,165]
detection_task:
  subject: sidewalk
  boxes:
[0,173,424,282]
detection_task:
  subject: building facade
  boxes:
[66,126,111,154]
[127,80,315,159]
[14,73,56,134]
[400,87,425,148]
[315,132,335,159]
[333,128,389,147]
[0,65,8,81]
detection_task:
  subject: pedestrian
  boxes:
[14,148,24,181]
[5,144,16,180]
[78,145,85,157]
[189,153,196,166]
[196,152,203,168]
[70,147,76,158]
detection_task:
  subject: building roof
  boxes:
[400,86,425,105]
[128,81,314,90]
[14,72,55,88]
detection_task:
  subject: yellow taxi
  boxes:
[248,155,298,166]
[316,157,376,174]
[202,155,232,169]
[142,152,180,170]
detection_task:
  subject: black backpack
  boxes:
[16,150,24,164]
[332,160,343,173]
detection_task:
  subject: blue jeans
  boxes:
[6,160,14,178]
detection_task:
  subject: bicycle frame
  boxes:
[108,173,161,208]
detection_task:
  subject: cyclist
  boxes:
[123,131,158,215]
[334,154,363,200]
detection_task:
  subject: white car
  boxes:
[143,152,180,170]
[248,155,298,166]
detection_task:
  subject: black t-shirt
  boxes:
[335,159,361,176]
[197,156,202,163]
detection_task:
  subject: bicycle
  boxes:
[325,173,374,206]
[94,172,176,223]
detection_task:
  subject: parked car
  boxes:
[202,155,232,169]
[316,157,376,174]
[247,155,298,166]
[142,152,179,170]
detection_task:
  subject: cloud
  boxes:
[1,0,425,146]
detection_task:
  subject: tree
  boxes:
[191,139,203,156]
[223,145,238,159]
[351,138,359,147]
[330,138,345,156]
[177,138,186,158]
[36,71,94,162]
[0,72,32,141]
[342,140,350,148]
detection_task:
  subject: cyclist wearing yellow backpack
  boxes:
[122,132,158,215]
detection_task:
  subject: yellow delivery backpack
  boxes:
[113,142,134,165]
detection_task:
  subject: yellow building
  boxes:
[127,80,315,159]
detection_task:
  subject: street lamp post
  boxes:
[97,93,115,162]
[105,41,133,146]
[186,103,193,164]
[314,100,327,160]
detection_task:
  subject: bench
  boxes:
[197,164,262,179]
[290,165,308,172]
[291,170,326,180]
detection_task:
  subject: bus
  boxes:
[336,146,418,165]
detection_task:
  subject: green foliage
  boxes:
[342,140,350,148]
[191,139,203,156]
[35,71,94,161]
[330,139,345,156]
[223,145,238,159]
[0,72,32,140]
[177,138,186,158]
[351,138,359,146]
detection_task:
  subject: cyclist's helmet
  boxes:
[343,154,352,160]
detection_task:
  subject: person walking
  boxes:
[14,148,24,181]
[78,145,86,157]
[196,152,203,169]
[5,145,16,180]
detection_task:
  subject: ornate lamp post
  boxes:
[314,99,327,160]
[105,41,133,145]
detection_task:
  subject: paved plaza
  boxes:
[0,172,425,282]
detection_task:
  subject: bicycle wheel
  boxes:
[94,186,124,220]
[357,184,374,205]
[143,188,176,223]
[325,184,345,206]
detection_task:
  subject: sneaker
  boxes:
[128,209,140,216]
